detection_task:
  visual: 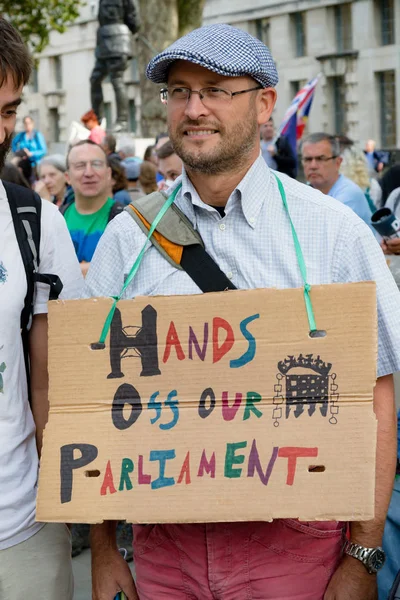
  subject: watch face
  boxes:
[369,548,386,572]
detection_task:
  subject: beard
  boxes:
[0,133,12,172]
[169,107,258,175]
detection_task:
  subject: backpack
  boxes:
[4,181,63,394]
[125,190,237,292]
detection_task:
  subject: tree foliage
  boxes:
[0,0,85,53]
[177,0,205,37]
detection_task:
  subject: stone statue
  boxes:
[90,0,140,133]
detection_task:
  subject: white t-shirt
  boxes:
[386,186,400,218]
[0,180,83,550]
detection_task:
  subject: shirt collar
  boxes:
[175,154,271,230]
[328,174,343,195]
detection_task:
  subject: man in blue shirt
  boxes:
[11,115,47,168]
[364,139,387,174]
[301,132,373,228]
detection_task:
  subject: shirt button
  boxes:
[219,223,226,231]
[227,271,233,279]
[249,217,255,225]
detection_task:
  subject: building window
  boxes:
[129,99,136,133]
[290,80,308,99]
[329,76,347,135]
[90,0,98,17]
[380,0,395,46]
[51,56,62,90]
[378,70,397,147]
[48,108,60,143]
[104,102,112,129]
[335,3,352,52]
[290,81,302,98]
[292,12,307,57]
[30,67,39,93]
[255,18,270,47]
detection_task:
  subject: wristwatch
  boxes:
[343,540,386,574]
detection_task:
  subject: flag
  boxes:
[296,77,319,139]
[276,75,320,155]
[281,111,298,158]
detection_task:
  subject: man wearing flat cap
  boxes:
[86,24,400,600]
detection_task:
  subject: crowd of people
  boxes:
[5,108,400,282]
[3,116,182,280]
[1,14,400,600]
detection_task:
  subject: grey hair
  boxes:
[300,133,340,157]
[38,154,67,174]
[119,143,136,157]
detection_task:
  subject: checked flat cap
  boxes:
[146,23,279,88]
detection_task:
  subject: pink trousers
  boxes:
[133,520,345,600]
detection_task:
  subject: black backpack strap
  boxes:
[5,181,63,329]
[126,193,237,293]
[5,181,42,404]
[180,245,237,292]
[5,181,64,403]
[4,181,42,331]
[108,201,125,223]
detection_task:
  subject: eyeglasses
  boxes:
[301,155,338,165]
[70,160,106,171]
[160,85,263,107]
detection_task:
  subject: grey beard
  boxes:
[170,114,258,176]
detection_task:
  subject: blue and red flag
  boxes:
[277,75,320,156]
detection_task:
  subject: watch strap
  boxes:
[343,541,384,573]
[344,541,369,562]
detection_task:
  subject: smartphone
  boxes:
[114,593,126,600]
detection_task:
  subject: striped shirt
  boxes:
[84,156,400,378]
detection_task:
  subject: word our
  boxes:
[112,385,265,431]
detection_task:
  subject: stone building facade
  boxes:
[18,0,142,151]
[204,0,400,149]
[17,0,400,151]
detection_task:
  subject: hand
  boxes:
[158,180,169,191]
[381,239,390,255]
[33,180,52,202]
[267,144,276,156]
[24,148,32,157]
[382,237,400,255]
[377,162,384,173]
[324,555,377,600]
[92,545,138,600]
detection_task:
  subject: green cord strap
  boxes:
[273,173,317,333]
[97,174,317,345]
[98,184,182,344]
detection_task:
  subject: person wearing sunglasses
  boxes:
[301,132,373,228]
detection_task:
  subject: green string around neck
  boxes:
[98,184,182,344]
[97,174,317,346]
[273,173,317,333]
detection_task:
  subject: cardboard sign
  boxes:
[37,283,377,524]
